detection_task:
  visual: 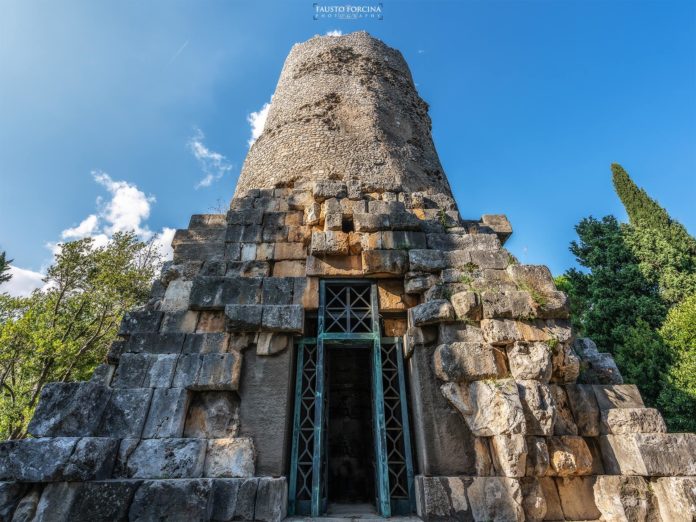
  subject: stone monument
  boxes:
[1,31,695,521]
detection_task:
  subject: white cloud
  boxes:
[247,99,272,147]
[326,29,343,36]
[61,214,99,240]
[187,128,233,189]
[5,172,176,297]
[93,170,155,237]
[2,266,45,297]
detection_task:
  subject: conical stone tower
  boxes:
[1,31,695,522]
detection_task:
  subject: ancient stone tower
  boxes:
[1,31,695,522]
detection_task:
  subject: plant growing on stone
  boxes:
[0,232,162,439]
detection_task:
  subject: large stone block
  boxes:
[593,475,659,522]
[306,254,362,276]
[490,434,527,478]
[129,479,213,521]
[123,439,207,479]
[112,353,178,388]
[184,391,239,438]
[450,291,482,320]
[261,305,303,332]
[361,249,409,275]
[409,345,476,476]
[525,437,549,477]
[225,304,263,331]
[599,433,696,476]
[410,299,456,326]
[481,290,535,320]
[0,438,76,481]
[516,380,555,436]
[238,349,294,477]
[189,276,261,310]
[27,381,110,437]
[414,476,472,521]
[506,342,552,382]
[593,384,645,410]
[310,231,349,255]
[519,477,546,522]
[62,437,119,481]
[600,407,666,434]
[254,477,288,522]
[433,342,503,383]
[124,332,186,354]
[481,318,571,345]
[574,338,623,384]
[142,387,189,438]
[564,384,601,436]
[652,477,696,522]
[0,482,27,521]
[427,233,500,251]
[62,480,142,522]
[204,438,255,478]
[408,249,446,272]
[555,476,601,521]
[549,385,578,436]
[210,478,258,522]
[467,477,524,522]
[161,280,193,312]
[118,310,163,335]
[547,436,593,476]
[353,213,390,232]
[441,379,526,436]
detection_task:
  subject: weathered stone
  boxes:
[467,477,524,522]
[225,304,263,331]
[196,311,226,332]
[362,249,408,275]
[306,254,362,276]
[450,291,482,320]
[408,249,446,272]
[600,407,666,434]
[481,290,535,320]
[32,482,79,521]
[10,486,40,522]
[574,337,624,384]
[441,379,526,436]
[118,310,163,335]
[414,476,472,521]
[438,323,483,344]
[517,380,555,436]
[549,384,578,436]
[254,477,287,522]
[0,482,27,521]
[433,342,502,382]
[261,304,303,332]
[204,438,255,478]
[506,264,556,293]
[481,214,513,243]
[256,332,290,355]
[564,383,601,436]
[0,438,79,481]
[519,477,546,522]
[547,436,593,476]
[161,310,199,333]
[27,381,110,437]
[427,233,500,252]
[550,343,580,383]
[353,213,390,232]
[593,384,645,410]
[506,342,552,382]
[161,280,193,311]
[184,391,239,438]
[261,277,295,305]
[377,279,416,311]
[313,181,346,201]
[410,299,456,326]
[210,478,258,522]
[652,477,696,522]
[183,333,229,354]
[481,318,572,345]
[555,476,601,521]
[125,332,186,354]
[65,480,142,522]
[310,230,349,255]
[304,202,321,225]
[142,387,189,438]
[525,437,549,477]
[62,437,119,481]
[470,250,509,270]
[599,433,696,476]
[490,434,527,477]
[112,353,178,388]
[474,438,494,476]
[129,479,213,521]
[189,276,261,310]
[593,475,659,522]
[404,271,437,294]
[124,439,206,479]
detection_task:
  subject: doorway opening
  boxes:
[327,346,375,507]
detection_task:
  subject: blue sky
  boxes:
[1,0,694,295]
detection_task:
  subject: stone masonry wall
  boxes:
[1,32,695,522]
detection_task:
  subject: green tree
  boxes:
[612,163,696,304]
[0,252,11,285]
[560,216,669,405]
[0,232,161,439]
[657,293,696,432]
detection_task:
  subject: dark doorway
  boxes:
[327,346,375,505]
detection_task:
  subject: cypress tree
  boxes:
[0,252,11,285]
[611,163,696,304]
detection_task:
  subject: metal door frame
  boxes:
[288,280,416,517]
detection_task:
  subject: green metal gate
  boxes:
[288,280,415,517]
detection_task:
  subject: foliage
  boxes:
[560,216,669,406]
[612,163,696,304]
[0,252,11,285]
[657,294,696,432]
[0,232,161,439]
